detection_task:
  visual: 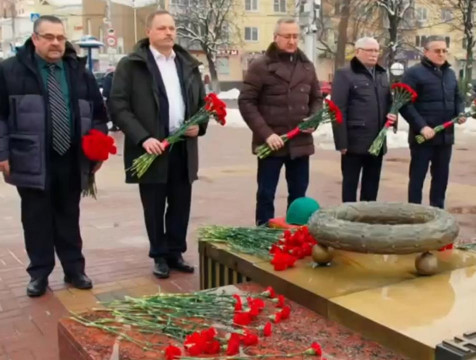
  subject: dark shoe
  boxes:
[168,255,194,273]
[153,258,170,279]
[27,277,48,297]
[64,273,93,289]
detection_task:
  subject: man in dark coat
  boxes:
[109,10,206,279]
[400,35,465,209]
[331,37,395,203]
[238,17,322,226]
[0,16,108,297]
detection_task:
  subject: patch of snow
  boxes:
[218,88,240,100]
[223,108,246,127]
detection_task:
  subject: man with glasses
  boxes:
[0,16,108,296]
[239,17,322,226]
[331,37,395,203]
[400,35,465,209]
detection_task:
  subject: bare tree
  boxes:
[173,0,239,92]
[373,0,414,71]
[317,0,379,67]
[334,0,352,68]
[442,0,476,99]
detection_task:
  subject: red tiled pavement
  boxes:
[1,125,476,359]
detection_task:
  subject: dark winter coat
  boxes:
[108,39,207,184]
[0,38,108,190]
[400,57,464,146]
[331,57,392,155]
[238,42,322,159]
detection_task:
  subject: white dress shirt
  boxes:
[149,46,186,134]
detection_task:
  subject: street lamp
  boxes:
[75,35,104,71]
[390,62,405,77]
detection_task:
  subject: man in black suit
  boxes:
[109,10,207,279]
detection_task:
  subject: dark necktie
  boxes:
[47,64,70,155]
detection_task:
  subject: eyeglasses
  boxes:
[277,34,299,40]
[35,33,67,42]
[358,48,380,53]
[429,49,448,54]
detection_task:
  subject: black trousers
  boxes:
[408,144,452,209]
[256,155,309,226]
[139,143,192,259]
[17,149,85,279]
[341,152,383,203]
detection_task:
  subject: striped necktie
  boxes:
[47,64,71,155]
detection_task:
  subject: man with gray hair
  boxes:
[400,35,465,209]
[239,17,322,226]
[0,15,108,296]
[331,37,395,203]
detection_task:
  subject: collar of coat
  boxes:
[265,42,310,64]
[421,56,451,70]
[350,56,386,75]
[129,38,201,69]
[16,37,86,71]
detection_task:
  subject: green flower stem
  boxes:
[71,314,153,349]
[199,226,287,260]
[72,291,275,351]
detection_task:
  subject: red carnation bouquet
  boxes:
[81,129,117,199]
[368,83,417,156]
[129,93,226,178]
[256,99,343,159]
[415,99,476,144]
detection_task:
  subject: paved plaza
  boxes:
[1,124,476,360]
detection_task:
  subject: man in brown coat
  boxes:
[238,17,322,226]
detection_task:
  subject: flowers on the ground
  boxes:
[270,226,318,271]
[199,225,318,272]
[438,243,454,251]
[81,129,117,199]
[261,286,277,299]
[256,99,343,159]
[71,287,327,359]
[129,93,226,178]
[368,83,417,156]
[164,345,182,360]
[304,342,323,356]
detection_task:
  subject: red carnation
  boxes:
[303,342,323,356]
[241,330,259,346]
[226,333,241,355]
[275,294,286,308]
[233,294,243,311]
[271,250,297,271]
[204,340,221,354]
[200,327,218,341]
[261,286,277,298]
[263,321,272,336]
[269,312,282,323]
[233,311,252,326]
[325,99,343,124]
[184,332,206,355]
[205,93,227,125]
[280,305,291,320]
[392,82,418,102]
[82,129,117,161]
[164,345,182,360]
